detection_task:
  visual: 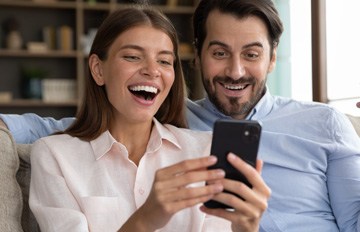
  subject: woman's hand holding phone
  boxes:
[201,119,271,232]
[201,153,271,232]
[120,156,226,232]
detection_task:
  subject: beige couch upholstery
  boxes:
[0,115,359,232]
[0,127,39,232]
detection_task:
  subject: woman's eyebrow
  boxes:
[120,44,175,57]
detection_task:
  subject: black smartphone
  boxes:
[204,119,262,209]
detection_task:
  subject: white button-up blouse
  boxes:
[29,119,231,232]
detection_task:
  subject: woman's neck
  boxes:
[110,120,153,166]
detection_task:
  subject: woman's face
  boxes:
[90,25,175,126]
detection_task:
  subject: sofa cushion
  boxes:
[0,127,23,232]
[347,114,360,137]
[17,144,39,232]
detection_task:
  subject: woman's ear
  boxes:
[89,54,105,86]
[268,47,277,73]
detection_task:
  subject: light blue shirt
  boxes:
[2,90,360,231]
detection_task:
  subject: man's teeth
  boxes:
[129,85,158,94]
[224,84,245,90]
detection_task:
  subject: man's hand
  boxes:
[0,118,8,129]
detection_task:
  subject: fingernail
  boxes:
[215,184,223,192]
[216,169,225,177]
[208,155,217,163]
[228,153,236,160]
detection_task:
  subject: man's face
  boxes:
[198,10,277,119]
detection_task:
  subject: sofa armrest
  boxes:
[347,114,360,137]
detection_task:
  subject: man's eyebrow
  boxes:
[243,42,263,49]
[208,40,229,49]
[208,40,264,50]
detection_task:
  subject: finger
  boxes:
[153,184,224,215]
[156,156,217,181]
[156,168,225,191]
[161,182,224,203]
[199,204,260,227]
[215,176,269,218]
[256,159,263,174]
[162,193,216,215]
[227,153,267,191]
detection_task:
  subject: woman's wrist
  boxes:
[117,211,152,232]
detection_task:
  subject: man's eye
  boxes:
[213,51,227,58]
[244,53,259,60]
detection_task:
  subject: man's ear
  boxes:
[193,49,201,68]
[268,47,277,73]
[89,54,105,86]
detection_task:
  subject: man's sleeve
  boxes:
[0,113,75,144]
[327,110,360,232]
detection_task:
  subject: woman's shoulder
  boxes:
[33,133,89,153]
[164,124,212,142]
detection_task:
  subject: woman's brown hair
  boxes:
[64,6,187,141]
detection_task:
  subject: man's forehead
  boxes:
[204,11,271,49]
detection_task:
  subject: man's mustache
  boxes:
[213,76,256,85]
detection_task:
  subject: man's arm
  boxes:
[0,113,75,144]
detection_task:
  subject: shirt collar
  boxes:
[90,118,181,160]
[247,87,274,120]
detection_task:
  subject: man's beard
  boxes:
[202,75,266,118]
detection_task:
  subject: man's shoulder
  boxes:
[272,95,336,115]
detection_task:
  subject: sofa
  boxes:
[0,116,359,232]
[0,127,39,232]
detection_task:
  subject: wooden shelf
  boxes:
[0,49,78,58]
[0,99,78,107]
[0,0,197,117]
[0,0,77,9]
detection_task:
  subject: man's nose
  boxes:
[225,57,246,80]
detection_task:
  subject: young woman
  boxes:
[29,6,269,232]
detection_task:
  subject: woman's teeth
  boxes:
[129,85,158,94]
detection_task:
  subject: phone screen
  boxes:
[204,119,262,209]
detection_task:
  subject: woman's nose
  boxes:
[140,61,160,78]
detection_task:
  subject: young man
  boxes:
[1,0,360,231]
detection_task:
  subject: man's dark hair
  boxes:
[193,0,284,57]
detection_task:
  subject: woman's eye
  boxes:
[159,60,173,66]
[124,56,140,61]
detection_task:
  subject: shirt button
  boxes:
[138,188,145,195]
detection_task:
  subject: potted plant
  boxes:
[21,67,47,99]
